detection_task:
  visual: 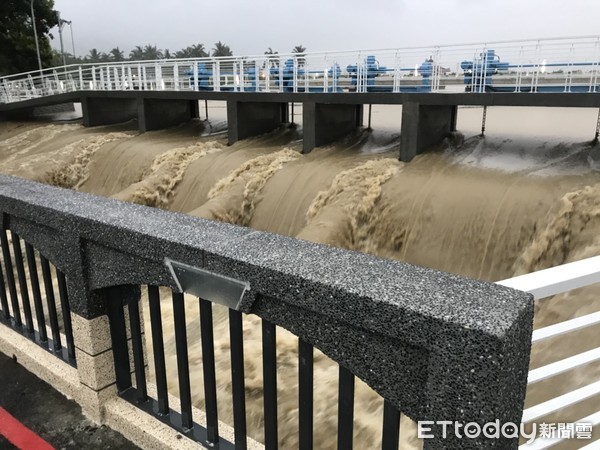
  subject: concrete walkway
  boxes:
[0,352,137,450]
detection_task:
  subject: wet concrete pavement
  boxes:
[0,352,137,449]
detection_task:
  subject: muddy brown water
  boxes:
[0,104,599,448]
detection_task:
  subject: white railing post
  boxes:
[240,60,245,92]
[26,75,34,98]
[278,59,283,93]
[142,66,148,90]
[193,62,199,91]
[174,62,179,91]
[215,60,221,92]
[588,39,600,92]
[156,63,162,90]
[255,60,260,92]
[265,60,271,93]
[113,67,120,90]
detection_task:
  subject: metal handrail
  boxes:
[2,36,600,103]
[497,255,600,300]
[497,255,600,449]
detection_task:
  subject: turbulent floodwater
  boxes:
[1,103,599,448]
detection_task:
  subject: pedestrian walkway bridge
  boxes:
[2,35,600,160]
[2,35,600,99]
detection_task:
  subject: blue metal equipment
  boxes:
[460,50,509,92]
[346,56,435,92]
[461,50,600,92]
[269,59,343,92]
[187,63,258,92]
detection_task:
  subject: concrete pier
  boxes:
[302,102,363,153]
[81,97,138,127]
[137,98,196,132]
[400,102,457,162]
[227,101,286,145]
[5,90,600,161]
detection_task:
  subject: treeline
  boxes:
[53,42,307,66]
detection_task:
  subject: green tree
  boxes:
[109,47,125,61]
[212,41,232,57]
[142,44,163,60]
[264,47,279,68]
[129,45,144,61]
[292,45,306,54]
[0,0,59,75]
[51,49,81,66]
[292,44,306,67]
[175,44,208,59]
[163,49,171,59]
[86,48,102,63]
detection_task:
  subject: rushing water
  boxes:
[0,103,599,448]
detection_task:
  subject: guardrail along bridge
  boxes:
[2,36,600,160]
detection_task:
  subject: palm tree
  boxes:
[110,47,125,62]
[142,45,163,60]
[175,44,208,59]
[212,41,232,57]
[87,48,102,63]
[292,45,306,54]
[164,49,172,59]
[129,45,144,61]
[264,47,279,68]
[292,44,307,67]
[191,44,208,57]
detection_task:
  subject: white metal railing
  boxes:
[2,36,600,104]
[498,255,600,449]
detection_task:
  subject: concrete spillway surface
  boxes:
[0,104,599,448]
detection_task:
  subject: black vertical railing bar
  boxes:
[1,229,21,328]
[56,269,76,361]
[337,365,355,450]
[10,233,33,334]
[39,254,62,352]
[24,243,47,343]
[128,296,148,403]
[0,253,9,320]
[228,309,247,450]
[199,298,219,447]
[106,287,132,393]
[298,339,314,450]
[262,319,278,450]
[381,400,401,450]
[147,285,169,415]
[172,290,194,431]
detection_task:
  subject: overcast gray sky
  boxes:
[51,0,600,57]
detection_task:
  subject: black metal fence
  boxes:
[0,227,76,366]
[106,285,402,450]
